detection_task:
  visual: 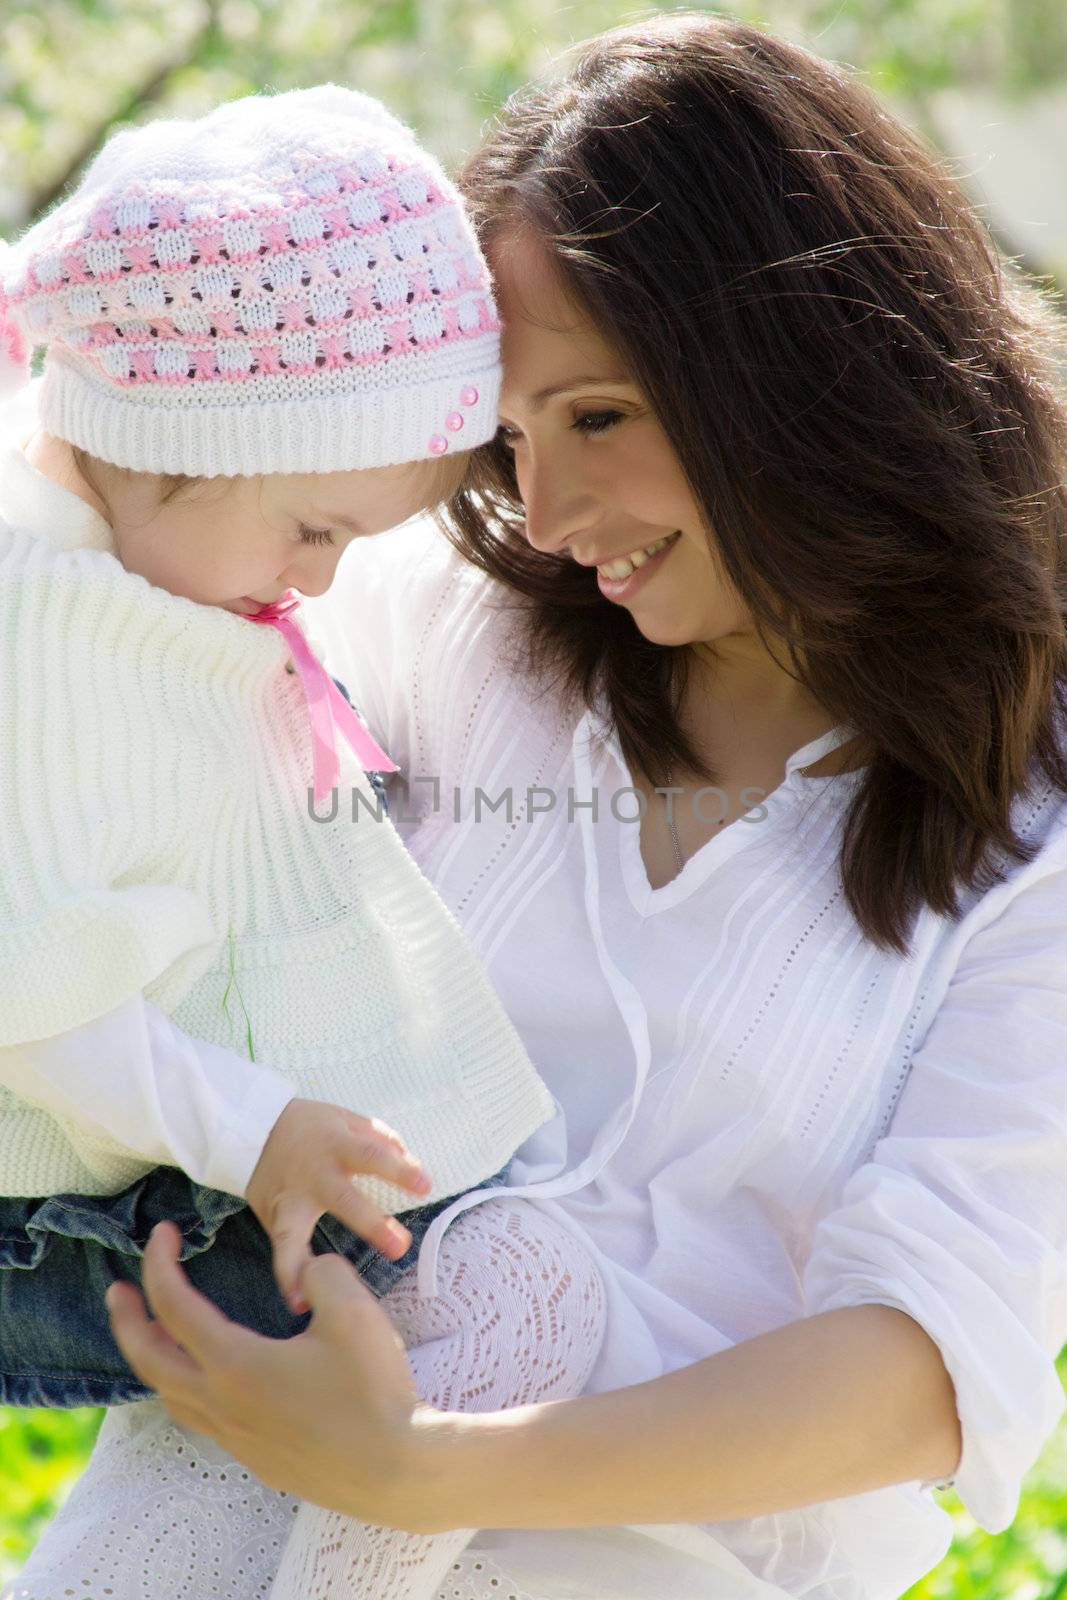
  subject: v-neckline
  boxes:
[588,714,860,918]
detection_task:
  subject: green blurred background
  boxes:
[1,0,1065,1592]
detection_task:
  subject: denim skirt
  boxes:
[0,1162,510,1408]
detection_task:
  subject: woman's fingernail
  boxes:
[412,1171,433,1193]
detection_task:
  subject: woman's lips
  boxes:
[596,530,682,603]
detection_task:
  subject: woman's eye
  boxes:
[495,410,625,451]
[572,410,624,435]
[298,524,335,547]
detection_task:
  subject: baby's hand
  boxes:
[244,1099,433,1315]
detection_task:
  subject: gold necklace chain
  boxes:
[664,761,728,872]
[662,763,686,873]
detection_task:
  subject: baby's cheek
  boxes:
[136,536,249,606]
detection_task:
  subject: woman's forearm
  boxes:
[104,1228,965,1537]
[416,1303,962,1533]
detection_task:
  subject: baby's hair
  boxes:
[419,445,472,512]
[71,447,205,511]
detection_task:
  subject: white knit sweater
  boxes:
[0,385,555,1203]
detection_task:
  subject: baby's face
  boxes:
[104,461,453,614]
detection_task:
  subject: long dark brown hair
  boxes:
[443,10,1067,956]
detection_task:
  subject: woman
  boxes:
[103,11,1067,1599]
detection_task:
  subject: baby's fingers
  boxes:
[342,1116,432,1197]
[324,1180,413,1265]
[267,1197,318,1315]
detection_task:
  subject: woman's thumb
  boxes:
[301,1249,374,1314]
[301,1251,403,1351]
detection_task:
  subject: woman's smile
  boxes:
[594,529,682,603]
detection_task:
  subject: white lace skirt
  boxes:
[4,1197,606,1600]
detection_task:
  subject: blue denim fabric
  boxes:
[0,674,507,1406]
[0,1162,510,1408]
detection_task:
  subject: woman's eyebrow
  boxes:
[524,374,633,410]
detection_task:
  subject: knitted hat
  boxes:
[0,86,500,475]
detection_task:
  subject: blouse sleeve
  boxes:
[802,816,1067,1533]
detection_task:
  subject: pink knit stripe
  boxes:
[86,314,500,388]
[39,262,491,352]
[9,165,450,305]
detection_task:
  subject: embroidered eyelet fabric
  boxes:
[3,1198,605,1600]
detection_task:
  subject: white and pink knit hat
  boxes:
[0,85,500,475]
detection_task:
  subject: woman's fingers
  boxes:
[105,1233,225,1436]
[109,1230,426,1522]
[105,1274,203,1394]
[301,1246,378,1326]
[300,1251,414,1377]
[139,1220,254,1373]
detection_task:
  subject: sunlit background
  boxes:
[1,1,1065,1593]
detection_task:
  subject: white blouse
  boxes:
[11,514,1067,1598]
[302,519,1067,1600]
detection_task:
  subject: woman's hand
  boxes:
[109,1225,962,1535]
[245,1098,433,1315]
[106,1220,449,1530]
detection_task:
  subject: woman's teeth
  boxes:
[597,532,679,580]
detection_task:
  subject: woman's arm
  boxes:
[422,1299,959,1532]
[107,1222,959,1535]
[455,818,1067,1539]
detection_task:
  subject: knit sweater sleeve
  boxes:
[0,531,218,1048]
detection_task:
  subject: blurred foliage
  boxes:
[1,1350,1065,1592]
[906,1351,1067,1600]
[1,0,1066,232]
[0,1404,104,1575]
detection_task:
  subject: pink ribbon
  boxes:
[245,590,398,805]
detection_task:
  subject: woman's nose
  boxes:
[518,455,598,557]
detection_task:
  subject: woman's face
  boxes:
[492,229,749,652]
